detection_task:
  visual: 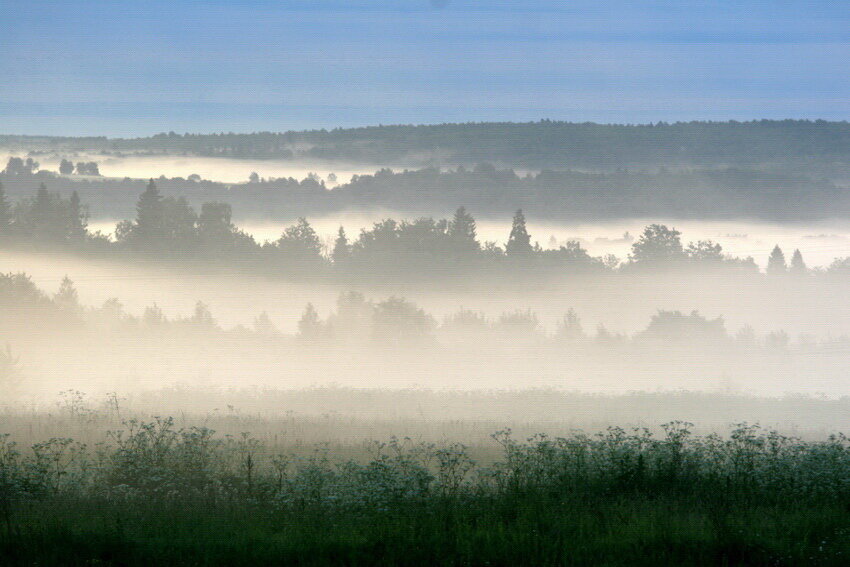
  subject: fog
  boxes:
[3,244,850,408]
[4,143,850,431]
[3,149,380,186]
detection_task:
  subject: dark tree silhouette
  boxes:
[75,162,100,176]
[68,191,88,241]
[506,209,532,256]
[161,196,198,244]
[59,159,75,175]
[197,202,233,243]
[686,240,723,263]
[448,206,479,254]
[28,183,66,242]
[4,157,39,175]
[129,180,165,248]
[276,218,323,263]
[790,249,807,275]
[332,226,351,264]
[767,245,787,275]
[629,224,685,266]
[54,276,80,313]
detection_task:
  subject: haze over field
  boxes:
[5,3,850,563]
[1,123,850,411]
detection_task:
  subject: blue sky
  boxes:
[2,1,848,136]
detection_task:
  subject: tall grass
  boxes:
[1,416,849,565]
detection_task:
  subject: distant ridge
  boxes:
[3,119,850,171]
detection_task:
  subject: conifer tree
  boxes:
[789,249,807,275]
[133,180,165,247]
[54,276,80,314]
[766,245,786,275]
[506,209,533,256]
[32,183,51,222]
[68,190,88,241]
[448,206,479,254]
[332,226,351,264]
[29,183,66,242]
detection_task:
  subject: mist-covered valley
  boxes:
[6,0,850,556]
[4,133,850,411]
[3,238,850,403]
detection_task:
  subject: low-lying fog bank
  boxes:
[2,266,850,400]
[4,388,850,445]
[2,149,380,185]
[4,248,850,337]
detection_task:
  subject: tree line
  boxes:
[14,119,849,171]
[2,157,848,223]
[0,271,815,355]
[0,179,838,277]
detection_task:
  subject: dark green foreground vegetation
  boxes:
[2,420,849,565]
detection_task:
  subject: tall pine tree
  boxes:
[448,206,479,254]
[506,209,533,256]
[789,249,807,275]
[332,226,351,264]
[766,245,786,275]
[133,180,165,247]
[68,190,87,241]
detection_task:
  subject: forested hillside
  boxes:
[1,162,846,222]
[4,120,850,171]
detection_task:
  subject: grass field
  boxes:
[2,404,849,566]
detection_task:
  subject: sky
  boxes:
[2,0,849,136]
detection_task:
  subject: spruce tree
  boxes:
[332,227,351,264]
[68,191,87,241]
[766,245,787,275]
[448,206,479,254]
[789,249,807,275]
[30,183,65,242]
[54,276,80,314]
[32,183,51,218]
[134,180,165,247]
[506,209,533,256]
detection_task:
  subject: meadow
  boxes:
[1,393,849,566]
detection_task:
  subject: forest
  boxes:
[2,177,846,281]
[6,120,850,170]
[3,125,850,564]
[1,153,847,222]
[6,0,850,561]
